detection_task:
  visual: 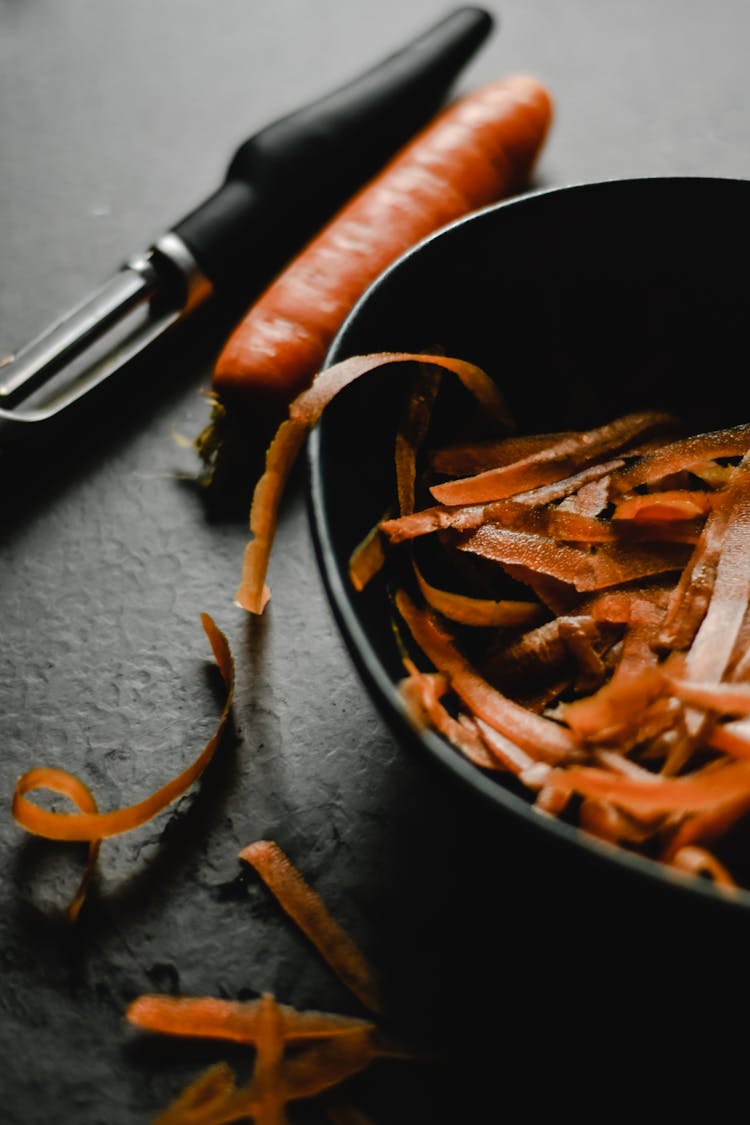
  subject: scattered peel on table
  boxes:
[128,838,421,1123]
[142,994,387,1125]
[11,614,234,920]
[133,997,407,1125]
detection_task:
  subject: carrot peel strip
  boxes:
[669,845,737,890]
[239,840,384,1016]
[413,563,543,628]
[153,1062,237,1125]
[545,759,750,817]
[395,589,580,764]
[126,994,374,1044]
[11,769,102,924]
[11,615,234,916]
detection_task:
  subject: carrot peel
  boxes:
[239,840,384,1016]
[126,994,374,1044]
[236,351,511,614]
[12,614,234,917]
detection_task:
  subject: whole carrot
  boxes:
[212,75,553,410]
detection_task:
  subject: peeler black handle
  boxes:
[172,6,493,297]
[0,7,493,438]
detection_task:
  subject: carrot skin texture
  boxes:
[213,76,553,408]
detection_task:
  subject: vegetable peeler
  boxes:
[0,6,493,445]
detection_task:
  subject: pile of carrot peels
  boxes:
[235,349,750,891]
[361,364,750,889]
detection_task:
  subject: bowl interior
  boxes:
[307,176,750,911]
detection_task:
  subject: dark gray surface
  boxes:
[3,2,750,1120]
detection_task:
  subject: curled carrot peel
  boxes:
[399,665,499,770]
[236,351,511,614]
[239,840,384,1016]
[12,614,234,916]
[13,769,102,924]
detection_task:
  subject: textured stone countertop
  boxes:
[3,2,750,1120]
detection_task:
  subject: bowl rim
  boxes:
[307,174,750,914]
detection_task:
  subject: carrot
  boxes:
[608,422,750,495]
[211,76,553,410]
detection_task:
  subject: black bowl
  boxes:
[307,176,750,920]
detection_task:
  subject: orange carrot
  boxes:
[347,519,389,592]
[380,496,699,547]
[431,430,577,476]
[212,76,552,410]
[612,490,716,523]
[545,758,750,818]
